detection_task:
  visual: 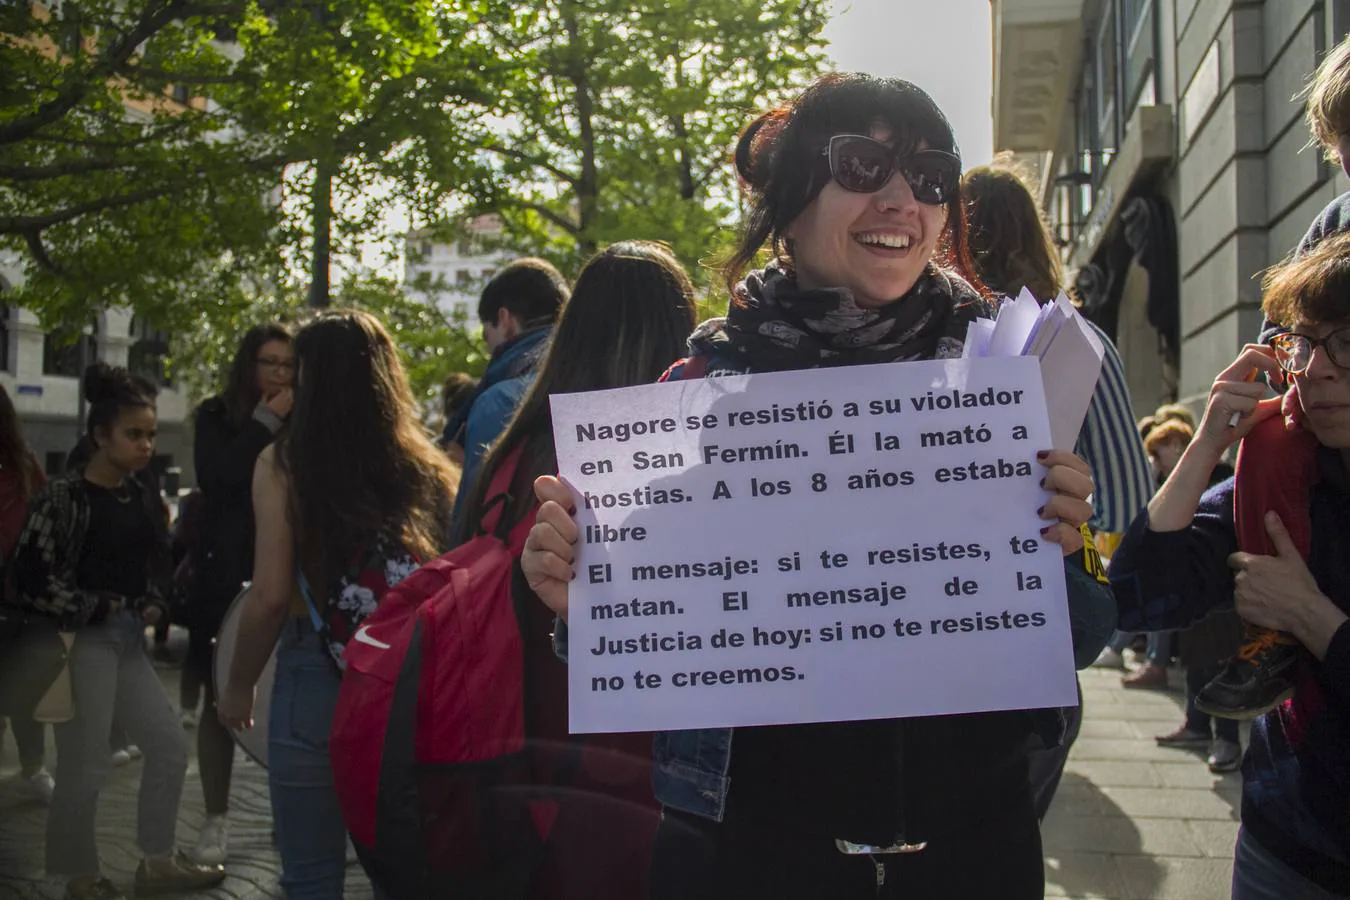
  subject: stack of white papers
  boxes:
[963,288,1106,450]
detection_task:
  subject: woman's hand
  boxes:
[1193,345,1282,456]
[522,475,578,622]
[216,682,254,731]
[264,387,294,419]
[1037,449,1094,556]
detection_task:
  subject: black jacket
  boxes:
[192,396,280,628]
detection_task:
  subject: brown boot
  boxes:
[1121,663,1168,690]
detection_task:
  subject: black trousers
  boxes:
[650,790,1044,900]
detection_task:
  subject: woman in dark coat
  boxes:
[187,322,292,865]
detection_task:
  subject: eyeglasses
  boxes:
[821,134,961,204]
[256,356,294,372]
[1269,327,1350,374]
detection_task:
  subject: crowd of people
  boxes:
[0,42,1347,900]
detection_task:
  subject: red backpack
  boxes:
[330,449,554,898]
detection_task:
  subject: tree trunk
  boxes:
[308,159,333,308]
[561,0,598,258]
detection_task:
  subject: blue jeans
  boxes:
[267,621,354,899]
[1232,827,1347,899]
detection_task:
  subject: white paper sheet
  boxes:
[550,357,1079,734]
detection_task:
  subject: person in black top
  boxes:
[186,322,292,866]
[12,364,224,900]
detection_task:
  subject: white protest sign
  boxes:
[549,356,1079,734]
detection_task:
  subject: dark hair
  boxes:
[84,362,157,450]
[1262,229,1350,327]
[219,323,292,428]
[277,309,456,591]
[454,241,698,545]
[961,160,1063,300]
[726,72,982,294]
[477,258,569,329]
[0,385,37,502]
[441,372,479,422]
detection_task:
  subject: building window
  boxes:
[482,268,496,280]
[1122,0,1155,121]
[1095,1,1119,155]
[171,84,191,105]
[0,304,10,374]
[43,322,97,378]
[457,238,473,256]
[456,269,471,284]
[129,317,172,387]
[420,239,433,259]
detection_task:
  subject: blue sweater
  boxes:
[1109,452,1350,893]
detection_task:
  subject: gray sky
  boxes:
[825,0,994,167]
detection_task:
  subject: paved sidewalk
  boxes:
[0,645,1237,899]
[1042,666,1242,900]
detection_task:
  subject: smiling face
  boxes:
[785,127,949,308]
[1294,318,1350,449]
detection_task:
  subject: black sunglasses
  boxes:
[821,134,960,204]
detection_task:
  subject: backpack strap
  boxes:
[474,446,526,542]
[657,353,709,383]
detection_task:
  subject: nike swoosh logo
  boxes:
[352,626,391,650]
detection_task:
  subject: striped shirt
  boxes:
[1076,320,1153,534]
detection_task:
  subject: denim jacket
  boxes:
[553,560,1113,823]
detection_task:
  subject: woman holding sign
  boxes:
[522,73,1115,899]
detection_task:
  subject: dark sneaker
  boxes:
[133,851,225,896]
[64,877,126,900]
[1207,738,1243,774]
[1195,630,1301,720]
[1155,725,1210,748]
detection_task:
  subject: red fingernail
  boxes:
[1037,450,1049,460]
[1037,505,1046,516]
[1040,526,1052,536]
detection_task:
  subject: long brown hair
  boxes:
[218,323,292,428]
[726,72,984,296]
[0,385,36,502]
[453,241,698,546]
[961,160,1063,300]
[277,309,455,590]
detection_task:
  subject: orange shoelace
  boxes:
[1237,628,1285,663]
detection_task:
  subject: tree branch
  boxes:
[22,229,65,276]
[483,143,578,187]
[0,157,146,181]
[517,201,579,236]
[0,0,192,146]
[119,63,246,86]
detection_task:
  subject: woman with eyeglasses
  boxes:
[1110,232,1350,900]
[185,323,293,866]
[520,73,1116,899]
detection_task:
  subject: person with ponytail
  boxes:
[520,73,1117,899]
[217,310,455,899]
[12,364,224,900]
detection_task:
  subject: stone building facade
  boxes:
[992,0,1350,415]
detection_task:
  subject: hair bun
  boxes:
[734,108,790,192]
[82,362,122,405]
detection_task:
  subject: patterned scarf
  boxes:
[689,261,993,373]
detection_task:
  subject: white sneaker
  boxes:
[111,748,133,766]
[180,709,198,730]
[192,814,230,865]
[126,744,142,760]
[24,769,54,805]
[1092,647,1126,669]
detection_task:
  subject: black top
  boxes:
[193,396,279,621]
[75,481,156,601]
